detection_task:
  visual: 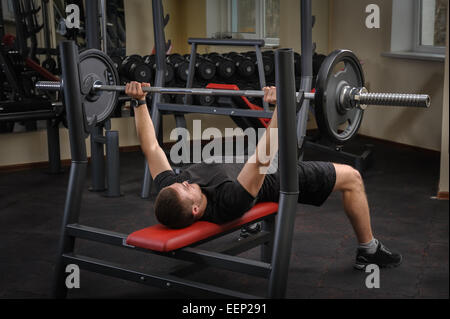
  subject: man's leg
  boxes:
[331,163,402,269]
[332,164,373,244]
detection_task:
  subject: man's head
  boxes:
[154,181,204,229]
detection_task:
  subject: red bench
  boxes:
[126,202,278,252]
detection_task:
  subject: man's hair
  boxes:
[154,187,195,229]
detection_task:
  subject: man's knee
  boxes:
[334,164,364,192]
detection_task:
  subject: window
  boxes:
[206,0,280,47]
[386,0,447,61]
[414,0,447,54]
[1,0,15,22]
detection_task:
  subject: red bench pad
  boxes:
[126,202,278,252]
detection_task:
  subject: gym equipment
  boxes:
[313,53,327,76]
[79,49,119,124]
[226,52,256,78]
[50,37,296,299]
[194,56,216,81]
[42,57,57,73]
[119,55,153,83]
[245,51,275,78]
[36,48,430,132]
[294,52,302,76]
[314,50,365,143]
[167,54,189,82]
[208,54,236,79]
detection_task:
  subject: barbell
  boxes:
[35,49,430,143]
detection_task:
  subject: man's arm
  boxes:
[126,82,172,179]
[237,87,279,197]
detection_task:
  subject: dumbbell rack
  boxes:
[184,38,270,111]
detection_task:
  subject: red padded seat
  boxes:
[126,202,278,252]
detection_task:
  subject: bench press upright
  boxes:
[51,39,300,299]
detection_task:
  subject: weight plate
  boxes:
[132,63,153,83]
[79,49,119,124]
[314,49,365,143]
[42,57,57,73]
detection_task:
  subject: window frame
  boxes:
[1,0,15,22]
[413,0,446,55]
[383,0,446,62]
[206,0,280,47]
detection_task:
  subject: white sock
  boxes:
[359,238,379,254]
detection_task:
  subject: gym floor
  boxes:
[0,134,448,299]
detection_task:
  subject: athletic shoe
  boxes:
[354,241,403,270]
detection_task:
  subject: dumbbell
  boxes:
[42,57,58,74]
[243,51,274,78]
[144,55,174,84]
[313,53,327,77]
[110,55,124,71]
[167,54,189,82]
[120,55,153,83]
[225,52,255,78]
[175,94,194,105]
[207,54,236,80]
[194,56,216,81]
[294,52,302,76]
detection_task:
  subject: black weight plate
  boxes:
[79,49,119,124]
[263,56,274,76]
[236,59,255,77]
[42,57,57,73]
[218,59,235,79]
[314,49,365,143]
[176,61,189,82]
[132,63,153,82]
[197,61,216,80]
[165,63,175,84]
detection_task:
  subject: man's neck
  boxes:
[197,193,208,220]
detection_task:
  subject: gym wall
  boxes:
[329,0,445,152]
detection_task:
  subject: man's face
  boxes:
[169,181,203,208]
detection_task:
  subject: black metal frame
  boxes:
[85,0,121,196]
[52,0,316,299]
[52,40,299,299]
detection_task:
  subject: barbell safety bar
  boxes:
[35,81,431,109]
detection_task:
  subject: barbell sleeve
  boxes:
[359,92,430,108]
[35,81,62,91]
[35,81,430,108]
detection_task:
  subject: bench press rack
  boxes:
[52,37,300,298]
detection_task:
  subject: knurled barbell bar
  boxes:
[35,49,431,143]
[35,79,430,108]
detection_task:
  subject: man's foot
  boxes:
[354,241,402,270]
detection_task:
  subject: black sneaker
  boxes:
[354,241,402,270]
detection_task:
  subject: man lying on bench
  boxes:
[126,82,402,270]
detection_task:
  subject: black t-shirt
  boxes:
[154,163,280,224]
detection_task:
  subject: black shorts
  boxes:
[297,161,336,206]
[258,161,336,207]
